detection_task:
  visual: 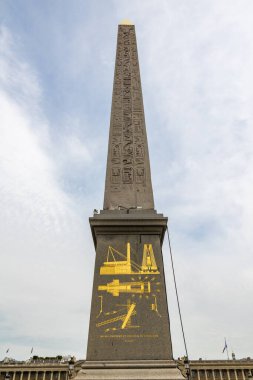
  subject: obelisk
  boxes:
[77,21,184,380]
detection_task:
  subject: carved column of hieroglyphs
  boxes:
[110,26,123,191]
[130,27,145,187]
[104,25,154,210]
[122,27,134,186]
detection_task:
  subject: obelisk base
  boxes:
[75,360,185,380]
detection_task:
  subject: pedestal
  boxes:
[87,210,173,361]
[75,360,185,380]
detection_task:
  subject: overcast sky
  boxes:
[1,0,253,361]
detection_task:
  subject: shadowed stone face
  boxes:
[86,232,173,360]
[103,24,154,211]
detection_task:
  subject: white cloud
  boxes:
[0,26,94,359]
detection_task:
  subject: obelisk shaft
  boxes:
[103,24,154,210]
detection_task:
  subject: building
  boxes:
[179,359,253,380]
[1,358,253,380]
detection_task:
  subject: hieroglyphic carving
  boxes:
[111,168,121,184]
[121,28,134,185]
[122,167,134,184]
[135,144,144,158]
[130,28,146,184]
[110,28,123,191]
[135,167,145,184]
[109,25,147,191]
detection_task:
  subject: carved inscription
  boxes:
[130,28,145,183]
[122,167,134,183]
[109,25,147,191]
[110,28,123,191]
[122,28,133,185]
[111,168,121,184]
[136,167,145,184]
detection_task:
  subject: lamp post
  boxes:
[184,357,191,380]
[68,357,75,379]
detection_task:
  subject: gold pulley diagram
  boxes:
[100,242,160,275]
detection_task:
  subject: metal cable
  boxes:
[166,226,191,378]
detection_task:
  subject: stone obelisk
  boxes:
[77,21,184,380]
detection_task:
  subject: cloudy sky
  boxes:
[1,0,253,361]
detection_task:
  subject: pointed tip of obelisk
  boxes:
[119,19,134,25]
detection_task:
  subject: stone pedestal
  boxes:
[75,360,185,380]
[87,211,173,361]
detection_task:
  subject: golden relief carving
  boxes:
[98,279,151,297]
[99,243,160,275]
[96,243,162,339]
[151,295,162,317]
[96,299,139,332]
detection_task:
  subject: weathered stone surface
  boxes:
[75,361,185,380]
[87,214,173,361]
[103,24,154,210]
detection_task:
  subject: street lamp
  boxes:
[184,357,191,380]
[68,357,75,378]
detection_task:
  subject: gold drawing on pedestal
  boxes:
[141,244,159,273]
[100,242,160,275]
[96,299,139,332]
[98,279,151,297]
[96,244,162,337]
[96,296,103,318]
[151,295,162,317]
